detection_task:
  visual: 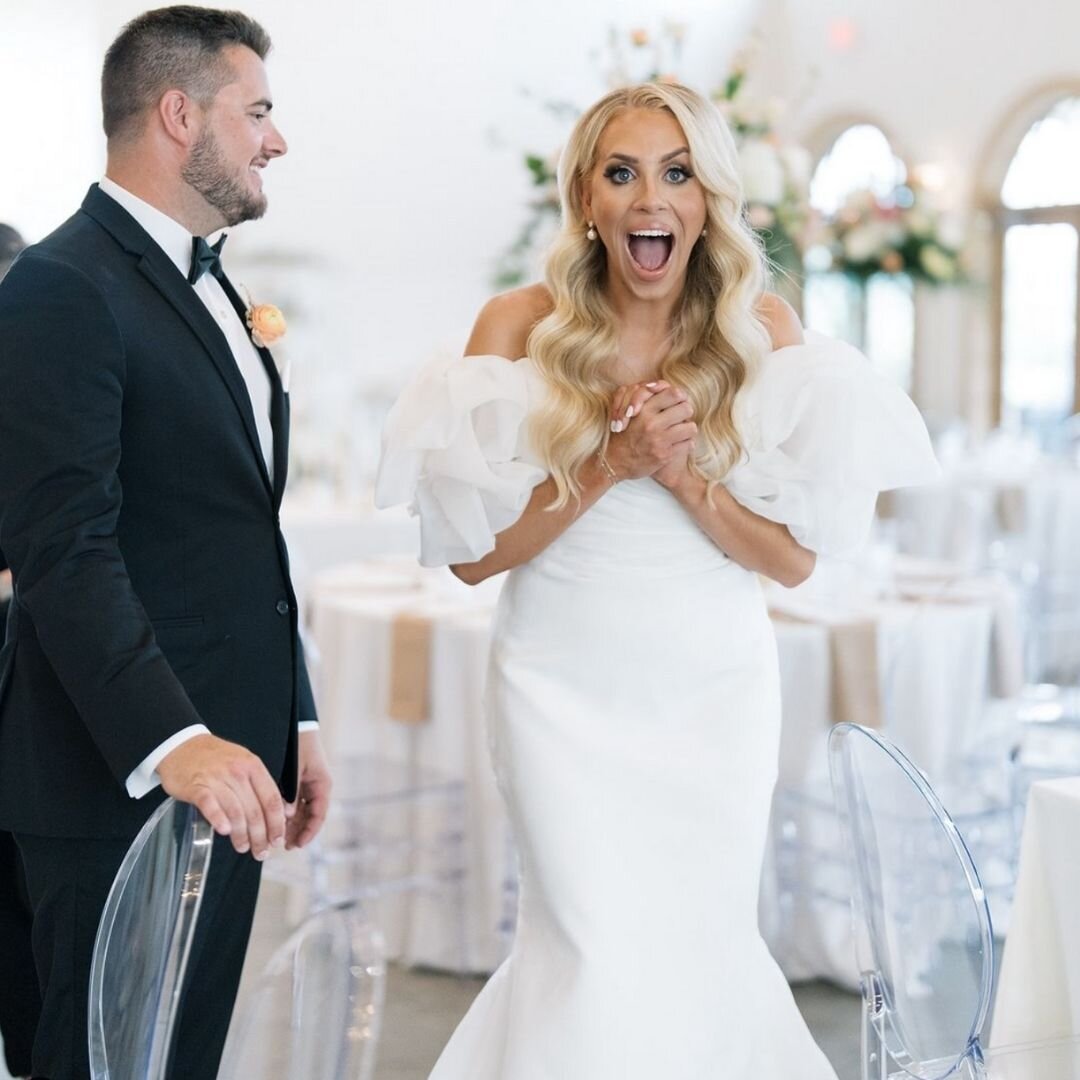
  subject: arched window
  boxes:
[996,97,1080,434]
[803,124,916,390]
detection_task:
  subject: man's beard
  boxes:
[182,127,266,227]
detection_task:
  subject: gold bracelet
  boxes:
[597,452,619,487]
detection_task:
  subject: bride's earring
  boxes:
[586,221,597,241]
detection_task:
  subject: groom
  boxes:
[0,8,330,1078]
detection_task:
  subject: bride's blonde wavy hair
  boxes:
[527,81,771,507]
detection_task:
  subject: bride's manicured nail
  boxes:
[625,405,634,419]
[611,419,624,433]
[645,381,658,388]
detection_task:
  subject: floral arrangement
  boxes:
[494,27,814,288]
[806,182,963,284]
[711,54,813,280]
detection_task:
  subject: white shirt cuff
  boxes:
[125,724,210,799]
[298,720,319,733]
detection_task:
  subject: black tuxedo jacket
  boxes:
[0,185,315,838]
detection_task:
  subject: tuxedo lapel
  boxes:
[216,273,290,509]
[80,185,274,502]
[139,254,275,498]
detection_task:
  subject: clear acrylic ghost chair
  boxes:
[768,589,1018,984]
[829,722,1080,1080]
[265,755,469,971]
[88,797,213,1079]
[219,903,385,1080]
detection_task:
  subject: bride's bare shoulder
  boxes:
[464,284,555,360]
[756,292,805,351]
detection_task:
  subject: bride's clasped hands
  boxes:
[602,380,696,485]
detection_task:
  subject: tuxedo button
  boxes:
[275,599,290,616]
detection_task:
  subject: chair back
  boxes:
[88,797,214,1079]
[220,904,385,1080]
[828,723,994,1079]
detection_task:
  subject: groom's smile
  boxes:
[182,44,287,228]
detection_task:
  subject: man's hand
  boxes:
[285,729,332,850]
[157,733,286,860]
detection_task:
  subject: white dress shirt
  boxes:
[96,179,315,800]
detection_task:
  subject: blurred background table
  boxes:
[280,496,419,607]
[991,777,1080,1047]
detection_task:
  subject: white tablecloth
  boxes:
[992,777,1080,1046]
[309,560,1019,978]
[890,458,1080,583]
[280,498,419,600]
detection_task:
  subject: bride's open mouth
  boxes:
[626,230,674,278]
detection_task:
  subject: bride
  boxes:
[377,81,938,1079]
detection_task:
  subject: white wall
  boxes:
[2,0,1076,436]
[0,1,104,240]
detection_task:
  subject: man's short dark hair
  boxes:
[101,6,271,142]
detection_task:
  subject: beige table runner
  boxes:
[770,609,882,728]
[995,484,1026,532]
[388,610,433,723]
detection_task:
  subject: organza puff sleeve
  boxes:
[725,330,940,556]
[374,355,547,567]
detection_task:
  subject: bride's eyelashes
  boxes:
[663,164,694,183]
[603,164,634,183]
[601,163,695,184]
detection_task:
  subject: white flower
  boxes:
[905,209,933,238]
[843,223,887,263]
[884,221,907,247]
[764,96,787,128]
[738,139,785,206]
[735,100,761,128]
[919,246,957,281]
[778,145,812,193]
[937,213,966,250]
[844,189,877,216]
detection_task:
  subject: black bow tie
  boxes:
[188,234,227,285]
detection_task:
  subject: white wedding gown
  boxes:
[376,331,939,1079]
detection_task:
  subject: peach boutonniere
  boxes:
[246,302,287,349]
[239,285,291,389]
